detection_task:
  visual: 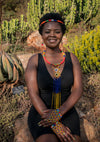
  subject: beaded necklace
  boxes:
[42,50,66,109]
[43,50,66,79]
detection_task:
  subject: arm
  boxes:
[59,53,83,115]
[25,54,47,117]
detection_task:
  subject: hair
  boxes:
[39,13,66,35]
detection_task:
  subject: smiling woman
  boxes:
[25,13,83,142]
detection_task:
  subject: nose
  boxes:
[50,31,55,36]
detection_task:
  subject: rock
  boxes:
[27,31,44,51]
[14,112,33,142]
[76,108,99,142]
[80,118,96,142]
[17,53,32,69]
[14,128,33,142]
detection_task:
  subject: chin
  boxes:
[47,45,58,49]
[46,43,59,49]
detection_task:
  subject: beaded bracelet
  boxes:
[48,109,62,123]
[38,109,62,126]
[51,122,65,136]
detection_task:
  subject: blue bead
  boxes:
[57,109,59,112]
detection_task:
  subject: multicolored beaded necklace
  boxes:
[43,50,66,78]
[42,50,66,109]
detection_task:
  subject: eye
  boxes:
[55,31,61,33]
[45,31,50,34]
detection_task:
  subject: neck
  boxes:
[46,47,61,55]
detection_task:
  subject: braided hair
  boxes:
[39,13,66,35]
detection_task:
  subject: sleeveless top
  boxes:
[37,52,74,108]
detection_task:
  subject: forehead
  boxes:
[43,22,62,30]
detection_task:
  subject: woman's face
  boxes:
[41,22,63,49]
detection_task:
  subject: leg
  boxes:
[36,134,59,142]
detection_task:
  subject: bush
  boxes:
[66,25,100,73]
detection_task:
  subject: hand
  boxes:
[38,109,53,127]
[51,122,76,142]
[38,109,62,127]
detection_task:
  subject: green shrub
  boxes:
[66,25,100,73]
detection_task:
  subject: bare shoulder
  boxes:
[70,52,80,66]
[26,53,39,71]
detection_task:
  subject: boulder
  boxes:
[14,112,33,142]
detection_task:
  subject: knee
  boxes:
[36,134,59,142]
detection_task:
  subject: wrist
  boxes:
[49,109,62,123]
[56,109,62,119]
[40,109,49,117]
[59,107,65,116]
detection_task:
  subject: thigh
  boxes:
[36,134,59,142]
[62,108,80,136]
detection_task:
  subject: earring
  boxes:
[41,42,44,46]
[41,42,46,50]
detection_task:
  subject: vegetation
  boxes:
[0,89,31,142]
[1,0,29,20]
[1,0,99,45]
[66,25,100,73]
[27,0,99,29]
[0,52,24,96]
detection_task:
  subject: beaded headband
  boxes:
[40,19,64,26]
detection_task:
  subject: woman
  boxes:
[25,13,83,142]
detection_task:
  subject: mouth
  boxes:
[48,39,57,43]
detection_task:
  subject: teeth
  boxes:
[49,39,56,42]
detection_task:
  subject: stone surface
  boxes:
[17,53,33,69]
[14,112,33,142]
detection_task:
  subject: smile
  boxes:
[48,39,57,43]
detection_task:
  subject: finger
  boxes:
[66,126,71,133]
[61,131,72,142]
[61,133,68,142]
[62,128,72,142]
[41,114,48,119]
[38,122,42,126]
[66,135,72,142]
[42,121,51,127]
[56,134,64,142]
[43,123,51,127]
[66,131,75,142]
[38,120,47,126]
[39,120,52,127]
[39,119,48,124]
[43,109,51,113]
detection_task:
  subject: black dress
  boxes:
[28,52,80,141]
